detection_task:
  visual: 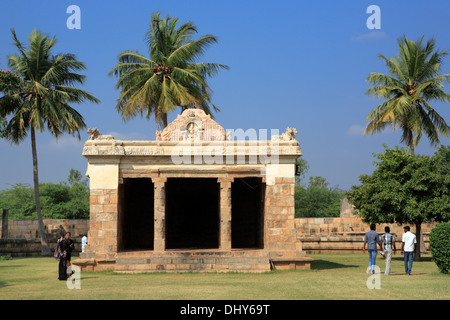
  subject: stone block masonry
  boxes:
[0,219,89,241]
[76,109,312,272]
[295,198,438,253]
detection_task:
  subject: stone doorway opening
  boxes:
[166,178,220,249]
[232,177,265,249]
[118,178,154,251]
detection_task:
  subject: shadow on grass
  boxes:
[0,265,25,268]
[311,259,359,270]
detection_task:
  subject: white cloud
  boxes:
[347,125,366,136]
[43,135,84,150]
[351,31,388,42]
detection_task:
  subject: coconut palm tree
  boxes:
[364,35,450,154]
[109,12,229,128]
[0,29,99,256]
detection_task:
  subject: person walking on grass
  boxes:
[363,224,383,274]
[381,226,396,275]
[401,226,417,275]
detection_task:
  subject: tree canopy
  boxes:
[109,12,229,128]
[0,29,98,255]
[294,158,345,218]
[0,169,89,220]
[347,145,450,259]
[364,35,450,153]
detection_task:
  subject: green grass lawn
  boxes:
[0,253,448,300]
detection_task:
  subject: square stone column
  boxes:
[84,159,120,261]
[153,177,167,252]
[218,178,233,250]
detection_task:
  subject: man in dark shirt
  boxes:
[58,232,75,280]
[363,224,383,274]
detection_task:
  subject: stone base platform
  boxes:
[269,257,314,270]
[72,249,313,273]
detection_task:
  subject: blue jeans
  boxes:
[404,251,414,274]
[368,249,378,274]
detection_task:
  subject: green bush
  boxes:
[429,222,450,274]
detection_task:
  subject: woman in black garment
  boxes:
[58,232,75,280]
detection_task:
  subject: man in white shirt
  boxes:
[401,226,417,275]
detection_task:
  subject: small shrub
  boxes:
[0,255,12,261]
[429,222,450,274]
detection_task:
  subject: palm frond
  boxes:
[365,35,450,150]
[2,29,98,143]
[109,11,228,127]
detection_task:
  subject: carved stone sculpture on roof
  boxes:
[155,108,229,142]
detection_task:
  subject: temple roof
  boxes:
[156,109,228,142]
[82,108,301,159]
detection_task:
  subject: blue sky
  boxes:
[1,0,450,191]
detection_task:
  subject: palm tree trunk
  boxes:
[410,143,415,155]
[30,126,51,256]
[162,112,168,128]
[408,140,426,261]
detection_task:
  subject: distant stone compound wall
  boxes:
[0,219,89,240]
[0,219,88,256]
[1,199,440,257]
[295,198,438,253]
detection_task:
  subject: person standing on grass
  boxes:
[363,224,383,274]
[381,226,396,275]
[81,234,88,253]
[401,226,417,275]
[58,232,75,280]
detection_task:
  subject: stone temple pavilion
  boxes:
[73,109,312,272]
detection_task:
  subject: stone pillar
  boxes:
[87,189,119,260]
[265,176,298,257]
[153,177,167,252]
[83,159,120,262]
[218,178,233,250]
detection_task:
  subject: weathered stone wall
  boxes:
[85,189,119,261]
[0,219,89,240]
[1,198,441,257]
[294,198,439,253]
[265,177,298,257]
[0,238,83,257]
[295,216,437,238]
[0,218,88,256]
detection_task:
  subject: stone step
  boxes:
[114,252,271,273]
[114,260,271,273]
[116,249,268,259]
[116,256,269,265]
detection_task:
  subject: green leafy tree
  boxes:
[295,158,310,186]
[0,29,99,255]
[67,168,87,187]
[295,176,345,218]
[0,169,89,220]
[0,183,36,219]
[109,12,229,128]
[347,145,450,260]
[364,35,450,153]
